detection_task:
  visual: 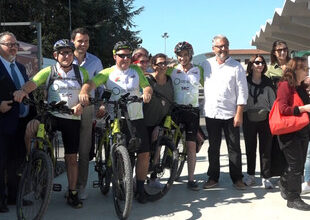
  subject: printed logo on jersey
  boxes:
[114,76,121,82]
[177,70,182,74]
[112,87,121,95]
[174,78,190,85]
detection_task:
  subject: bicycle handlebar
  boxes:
[22,98,74,115]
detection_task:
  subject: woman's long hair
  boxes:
[280,57,307,87]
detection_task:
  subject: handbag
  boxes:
[269,92,309,135]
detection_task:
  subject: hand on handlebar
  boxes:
[13,89,28,103]
[72,103,83,116]
[96,105,106,118]
[79,93,90,106]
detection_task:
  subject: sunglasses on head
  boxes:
[253,61,265,65]
[116,53,132,59]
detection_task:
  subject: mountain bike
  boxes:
[151,91,205,181]
[16,99,72,220]
[90,91,143,220]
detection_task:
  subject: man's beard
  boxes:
[216,52,228,62]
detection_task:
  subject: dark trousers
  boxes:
[278,128,309,201]
[243,113,273,178]
[205,117,242,183]
[0,117,28,204]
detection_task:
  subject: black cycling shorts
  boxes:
[173,108,199,142]
[51,115,81,154]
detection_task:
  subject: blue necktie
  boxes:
[10,63,25,115]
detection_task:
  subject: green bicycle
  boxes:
[16,99,72,220]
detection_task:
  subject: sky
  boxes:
[132,0,285,58]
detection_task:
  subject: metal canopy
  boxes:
[252,0,310,52]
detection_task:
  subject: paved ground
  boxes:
[2,120,310,220]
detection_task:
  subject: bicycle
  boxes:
[16,99,72,220]
[90,91,144,220]
[151,91,205,181]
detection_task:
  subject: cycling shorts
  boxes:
[173,108,199,142]
[51,115,81,154]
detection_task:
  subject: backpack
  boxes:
[46,64,82,91]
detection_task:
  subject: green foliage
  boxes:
[0,0,144,67]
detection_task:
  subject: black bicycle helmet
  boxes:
[113,41,132,55]
[53,39,75,52]
[174,41,194,58]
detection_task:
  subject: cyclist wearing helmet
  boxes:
[14,39,89,208]
[166,41,204,191]
[79,41,153,203]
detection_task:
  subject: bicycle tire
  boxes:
[94,129,112,195]
[16,149,54,220]
[145,136,178,201]
[112,144,133,220]
[175,132,187,181]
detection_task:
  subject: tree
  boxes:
[0,0,144,66]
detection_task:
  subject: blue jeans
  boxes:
[304,142,310,182]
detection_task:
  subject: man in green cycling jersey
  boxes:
[166,42,204,191]
[79,41,153,203]
[14,39,88,208]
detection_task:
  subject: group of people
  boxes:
[1,28,310,215]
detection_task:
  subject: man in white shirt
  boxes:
[71,27,103,199]
[201,35,248,190]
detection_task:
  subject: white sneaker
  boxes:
[244,175,255,186]
[79,187,88,200]
[263,178,274,189]
[301,182,310,195]
[148,178,164,189]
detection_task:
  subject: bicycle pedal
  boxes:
[53,183,62,191]
[93,181,100,188]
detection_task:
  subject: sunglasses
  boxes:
[116,53,132,59]
[275,48,288,53]
[0,42,20,48]
[214,44,228,49]
[58,50,73,56]
[253,61,265,65]
[155,61,167,67]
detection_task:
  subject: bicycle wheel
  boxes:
[112,144,133,220]
[16,149,54,220]
[94,128,112,195]
[175,132,187,181]
[145,136,178,201]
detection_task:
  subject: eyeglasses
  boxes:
[155,61,167,67]
[139,60,149,64]
[58,50,73,56]
[116,53,132,59]
[214,44,228,49]
[253,61,265,65]
[0,42,20,48]
[275,48,288,53]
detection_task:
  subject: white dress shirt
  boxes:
[201,56,248,120]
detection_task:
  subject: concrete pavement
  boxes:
[2,126,310,220]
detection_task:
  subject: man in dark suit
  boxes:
[0,31,35,212]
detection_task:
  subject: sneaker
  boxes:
[135,192,148,204]
[67,190,83,209]
[243,174,255,186]
[187,181,200,191]
[148,179,165,189]
[203,179,218,189]
[263,178,274,189]
[233,180,246,190]
[78,187,88,200]
[301,182,310,195]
